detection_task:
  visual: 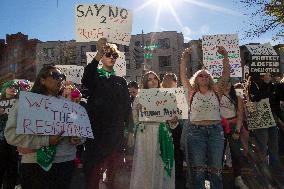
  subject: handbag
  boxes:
[243,79,276,130]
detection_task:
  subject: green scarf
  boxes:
[159,122,174,177]
[97,68,116,79]
[36,145,57,171]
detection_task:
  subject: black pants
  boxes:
[0,140,18,189]
[170,124,186,189]
[83,126,124,189]
[224,134,242,177]
[20,161,74,189]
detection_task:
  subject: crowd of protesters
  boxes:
[0,38,284,189]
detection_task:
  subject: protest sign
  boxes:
[245,98,276,130]
[55,65,84,84]
[16,91,93,138]
[138,88,188,122]
[0,99,16,114]
[245,44,280,74]
[202,34,242,78]
[86,52,126,76]
[75,4,132,45]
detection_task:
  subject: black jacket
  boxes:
[81,59,131,133]
[249,81,284,116]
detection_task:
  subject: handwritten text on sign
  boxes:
[202,34,242,78]
[55,65,84,84]
[138,88,188,122]
[75,4,132,45]
[0,99,16,114]
[16,92,94,138]
[86,52,126,76]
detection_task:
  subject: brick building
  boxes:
[0,32,40,81]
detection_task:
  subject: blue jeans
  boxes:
[187,123,225,189]
[254,126,279,167]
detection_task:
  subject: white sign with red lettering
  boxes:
[16,92,94,138]
[75,4,132,45]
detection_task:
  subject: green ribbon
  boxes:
[158,122,174,177]
[36,145,57,171]
[97,68,116,79]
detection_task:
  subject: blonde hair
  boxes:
[161,73,177,88]
[189,69,214,91]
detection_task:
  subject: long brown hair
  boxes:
[161,73,177,88]
[31,66,59,95]
[141,71,161,89]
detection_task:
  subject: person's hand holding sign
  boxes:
[95,38,107,61]
[49,131,65,145]
[70,136,81,145]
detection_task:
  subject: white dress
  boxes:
[129,98,175,189]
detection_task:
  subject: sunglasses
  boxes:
[104,52,119,59]
[49,72,66,81]
[198,74,209,78]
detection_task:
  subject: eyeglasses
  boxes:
[198,74,209,78]
[104,52,119,59]
[49,72,66,81]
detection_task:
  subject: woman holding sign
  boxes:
[4,66,82,189]
[130,71,175,189]
[180,46,229,189]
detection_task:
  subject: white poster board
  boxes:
[75,4,132,45]
[138,88,188,122]
[202,34,241,78]
[16,92,94,138]
[55,65,84,84]
[245,98,276,130]
[86,52,126,76]
[0,99,16,114]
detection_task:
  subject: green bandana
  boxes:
[97,68,116,79]
[159,122,174,177]
[36,145,57,171]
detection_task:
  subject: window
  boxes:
[160,74,165,81]
[10,63,17,72]
[159,56,171,67]
[90,45,96,52]
[81,46,86,57]
[126,59,130,69]
[124,45,129,52]
[158,38,170,49]
[135,62,141,69]
[135,41,141,47]
[136,76,141,83]
[13,49,18,58]
[43,48,54,58]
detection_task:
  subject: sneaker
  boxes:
[235,176,249,189]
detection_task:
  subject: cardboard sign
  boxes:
[75,4,133,45]
[202,34,242,78]
[16,92,94,138]
[86,52,126,76]
[245,98,276,130]
[138,88,188,122]
[55,65,84,84]
[246,44,280,74]
[0,99,16,114]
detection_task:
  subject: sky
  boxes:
[0,0,281,45]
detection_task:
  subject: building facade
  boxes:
[126,31,185,83]
[0,32,39,81]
